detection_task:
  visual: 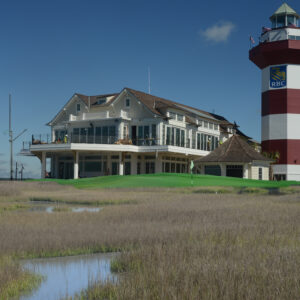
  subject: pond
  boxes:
[20,253,116,300]
[28,206,102,213]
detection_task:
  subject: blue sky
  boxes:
[0,0,297,178]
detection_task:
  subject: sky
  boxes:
[0,0,297,178]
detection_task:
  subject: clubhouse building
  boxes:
[22,87,268,180]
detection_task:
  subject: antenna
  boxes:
[9,94,13,180]
[148,66,151,94]
[19,164,24,180]
[8,95,27,180]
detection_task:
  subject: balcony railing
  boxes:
[22,134,160,151]
[22,134,218,152]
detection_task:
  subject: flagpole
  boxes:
[190,160,194,186]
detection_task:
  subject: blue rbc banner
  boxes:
[270,65,287,88]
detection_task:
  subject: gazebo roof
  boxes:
[195,135,272,164]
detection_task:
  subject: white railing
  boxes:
[260,27,300,43]
[69,111,110,121]
[120,110,130,119]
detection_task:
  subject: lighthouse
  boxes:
[250,3,300,181]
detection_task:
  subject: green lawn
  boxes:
[37,173,300,189]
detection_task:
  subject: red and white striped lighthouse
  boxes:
[250,3,300,181]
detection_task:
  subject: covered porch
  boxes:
[35,150,196,179]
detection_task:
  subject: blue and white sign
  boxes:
[270,65,287,88]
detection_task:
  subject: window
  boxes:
[97,98,106,105]
[204,121,208,128]
[214,124,218,130]
[288,15,296,26]
[176,128,180,146]
[152,124,157,139]
[144,126,150,139]
[137,162,141,174]
[180,130,185,147]
[125,98,130,107]
[276,15,285,28]
[76,103,81,112]
[259,168,262,180]
[95,127,101,143]
[166,127,171,145]
[138,126,143,139]
[169,112,176,119]
[192,131,196,149]
[73,128,79,143]
[209,122,213,129]
[145,156,155,160]
[55,130,67,142]
[197,133,201,150]
[102,126,108,143]
[177,114,184,122]
[288,35,300,40]
[171,128,175,145]
[87,127,94,143]
[84,161,102,172]
[165,162,170,173]
[145,162,155,174]
[109,126,116,143]
[125,162,131,175]
[171,163,175,173]
[80,128,87,143]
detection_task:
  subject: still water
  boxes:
[20,253,116,300]
[29,206,102,213]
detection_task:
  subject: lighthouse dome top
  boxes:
[270,3,299,28]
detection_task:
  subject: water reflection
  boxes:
[21,253,116,300]
[29,206,102,213]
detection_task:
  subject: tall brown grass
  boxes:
[1,182,300,299]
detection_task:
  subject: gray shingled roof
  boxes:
[195,135,271,163]
[126,87,231,123]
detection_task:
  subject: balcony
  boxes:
[260,27,300,43]
[21,132,219,156]
[69,110,131,122]
[21,134,160,151]
[69,111,110,121]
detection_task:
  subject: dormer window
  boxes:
[169,112,176,119]
[97,98,106,105]
[76,103,81,113]
[177,114,184,122]
[125,98,130,107]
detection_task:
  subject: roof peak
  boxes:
[271,3,299,18]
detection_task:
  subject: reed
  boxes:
[1,181,300,299]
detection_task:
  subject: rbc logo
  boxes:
[270,66,287,88]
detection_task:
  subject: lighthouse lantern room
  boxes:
[250,3,300,181]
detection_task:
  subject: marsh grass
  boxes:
[0,256,42,300]
[2,182,300,299]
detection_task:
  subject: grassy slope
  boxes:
[38,173,300,189]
